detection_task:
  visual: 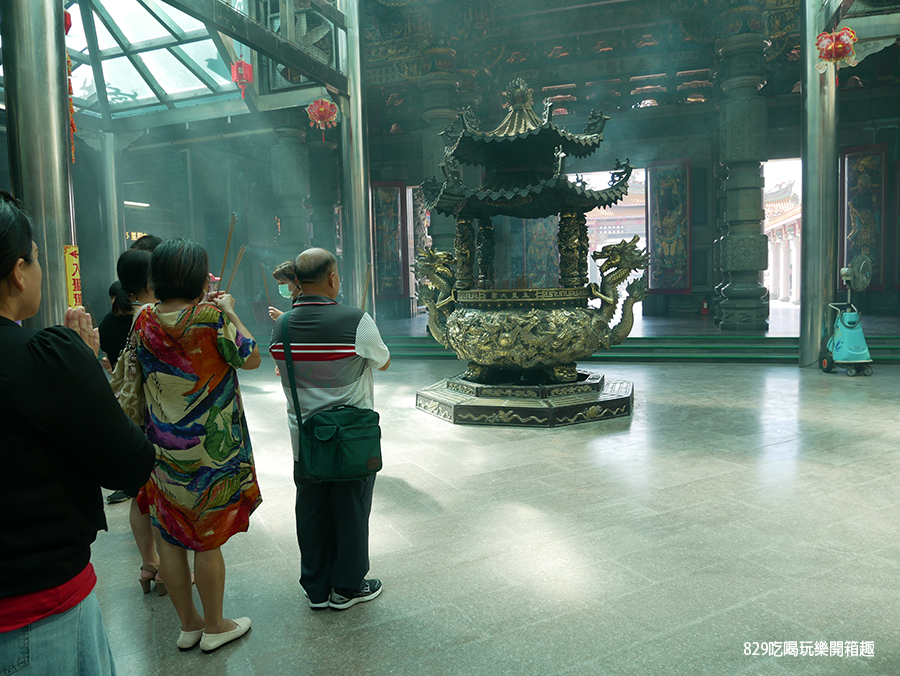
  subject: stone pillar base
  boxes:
[718,302,769,331]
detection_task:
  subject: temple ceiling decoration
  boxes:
[363,0,810,135]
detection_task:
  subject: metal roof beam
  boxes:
[168,44,223,93]
[91,2,175,109]
[108,96,250,132]
[161,0,348,96]
[97,30,209,60]
[136,0,185,39]
[78,0,112,125]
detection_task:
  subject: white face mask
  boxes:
[278,283,293,299]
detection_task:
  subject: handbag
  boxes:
[109,312,146,426]
[280,314,382,481]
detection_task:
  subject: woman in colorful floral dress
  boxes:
[135,238,262,653]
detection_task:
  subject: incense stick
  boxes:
[217,213,237,287]
[360,263,373,312]
[225,245,246,294]
[261,263,271,305]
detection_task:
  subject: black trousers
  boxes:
[292,463,375,602]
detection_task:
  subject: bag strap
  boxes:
[280,312,303,426]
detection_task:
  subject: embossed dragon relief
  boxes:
[413,235,649,383]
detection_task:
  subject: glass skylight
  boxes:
[103,0,171,45]
[142,48,209,94]
[5,0,342,124]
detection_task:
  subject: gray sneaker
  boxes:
[328,579,382,610]
[106,490,130,504]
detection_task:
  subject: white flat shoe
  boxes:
[199,617,251,653]
[176,629,204,651]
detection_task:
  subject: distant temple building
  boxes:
[763,181,802,304]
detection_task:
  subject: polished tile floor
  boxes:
[95,358,900,675]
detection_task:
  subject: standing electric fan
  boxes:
[820,254,873,376]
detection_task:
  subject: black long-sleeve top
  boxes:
[0,317,156,599]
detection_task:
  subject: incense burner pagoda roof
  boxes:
[450,84,606,167]
[424,79,629,220]
[424,162,633,220]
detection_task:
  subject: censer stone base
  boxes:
[415,371,633,427]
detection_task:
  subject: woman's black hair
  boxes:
[113,248,152,315]
[0,191,34,282]
[108,280,122,298]
[149,238,209,302]
[272,260,297,283]
[130,234,162,252]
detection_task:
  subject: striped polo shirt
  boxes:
[269,295,390,461]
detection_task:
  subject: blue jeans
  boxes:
[0,592,116,676]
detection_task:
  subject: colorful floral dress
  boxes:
[134,303,261,550]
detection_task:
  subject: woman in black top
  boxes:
[97,248,166,594]
[0,192,155,675]
[99,248,156,368]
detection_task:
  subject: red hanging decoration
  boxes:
[307,98,339,130]
[815,27,858,72]
[65,10,76,163]
[307,98,339,142]
[231,59,254,98]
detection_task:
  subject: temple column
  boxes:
[306,140,339,252]
[715,10,770,331]
[0,0,74,327]
[790,236,801,304]
[799,0,839,366]
[779,240,792,301]
[418,67,461,252]
[559,209,588,287]
[271,126,310,253]
[769,239,780,299]
[336,0,371,311]
[476,216,495,288]
[712,166,729,324]
[98,132,125,282]
[454,214,475,290]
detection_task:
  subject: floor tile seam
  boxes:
[804,556,900,586]
[611,552,787,589]
[744,599,860,639]
[733,551,831,581]
[627,497,771,526]
[798,522,899,556]
[807,597,900,640]
[440,604,656,662]
[598,592,790,661]
[316,598,494,639]
[731,656,792,675]
[739,550,860,580]
[801,463,900,488]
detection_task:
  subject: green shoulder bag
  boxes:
[280,314,383,481]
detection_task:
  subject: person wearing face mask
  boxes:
[268,260,301,320]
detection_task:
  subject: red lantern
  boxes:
[231,59,254,98]
[307,98,339,130]
[815,27,858,72]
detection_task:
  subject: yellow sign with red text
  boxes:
[64,245,82,308]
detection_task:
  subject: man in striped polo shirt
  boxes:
[269,248,391,610]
